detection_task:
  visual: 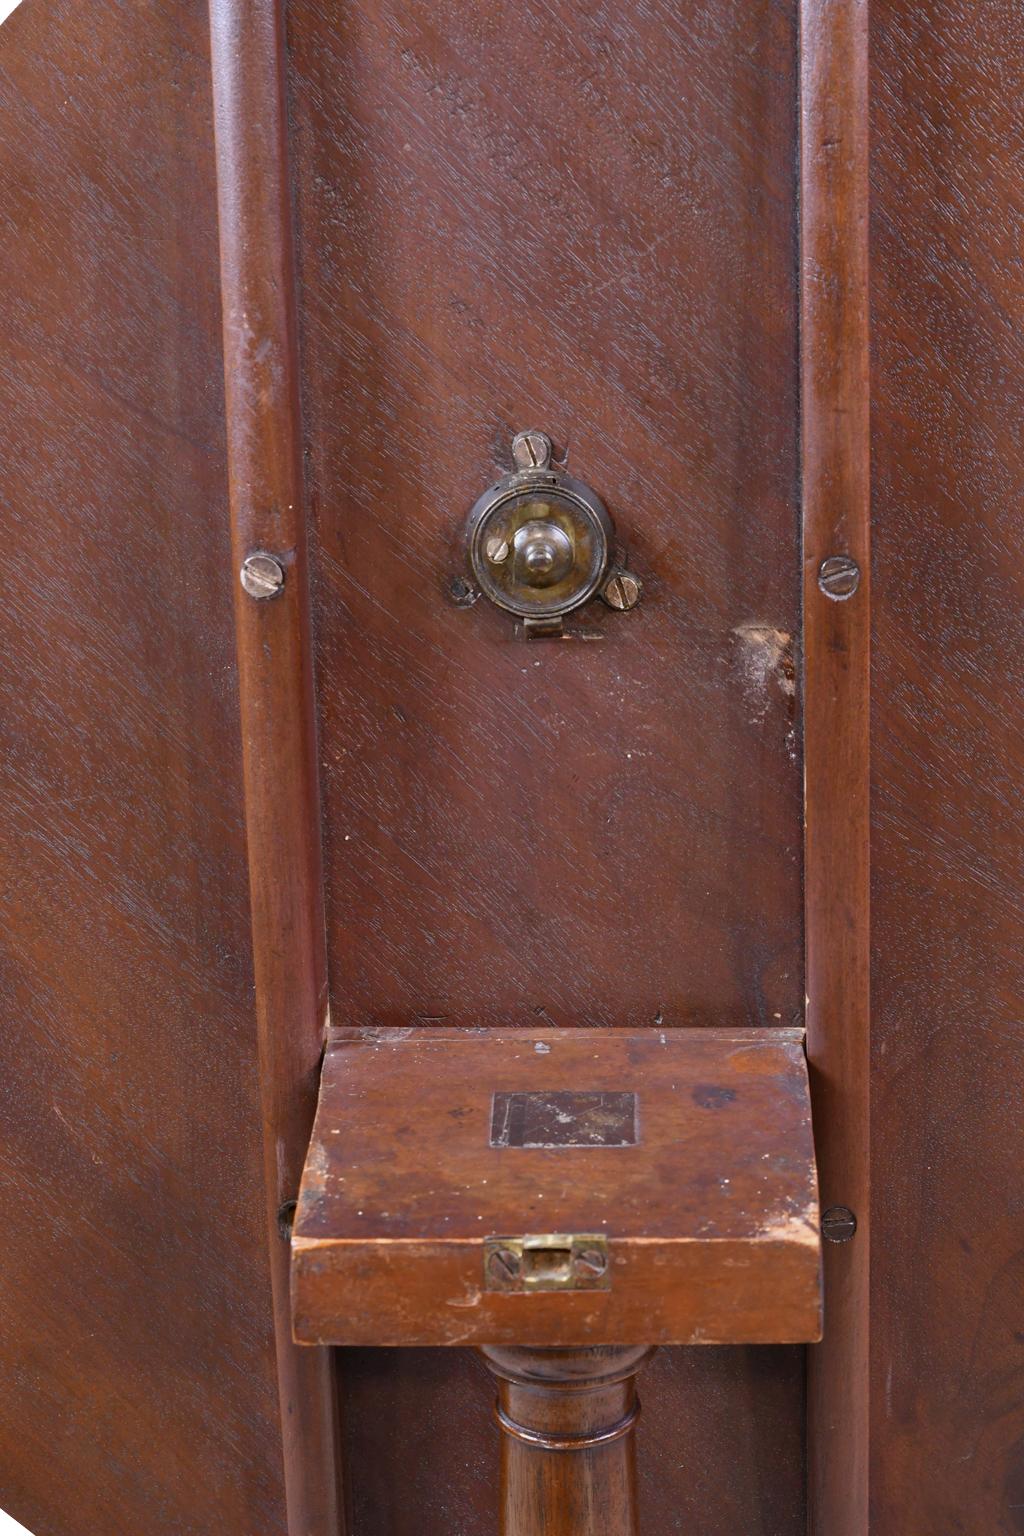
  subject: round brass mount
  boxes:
[465,433,614,621]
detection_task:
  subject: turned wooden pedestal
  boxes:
[291,1027,822,1535]
[481,1347,655,1536]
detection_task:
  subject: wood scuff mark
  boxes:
[731,623,798,759]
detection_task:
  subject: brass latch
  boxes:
[463,432,641,636]
[483,1233,611,1293]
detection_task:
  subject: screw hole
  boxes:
[277,1199,298,1241]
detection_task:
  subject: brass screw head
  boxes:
[818,555,861,601]
[487,1246,521,1282]
[240,552,285,600]
[573,1246,609,1279]
[511,430,553,471]
[601,569,642,611]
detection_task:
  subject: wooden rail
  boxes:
[800,2,871,1532]
[207,2,344,1531]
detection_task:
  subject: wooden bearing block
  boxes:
[291,1026,821,1349]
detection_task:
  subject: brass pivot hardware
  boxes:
[483,1233,611,1292]
[464,431,642,636]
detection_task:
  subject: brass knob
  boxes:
[512,520,574,588]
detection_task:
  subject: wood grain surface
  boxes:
[871,2,1024,1530]
[286,1,807,1529]
[800,2,871,1532]
[480,1345,655,1536]
[293,1027,820,1347]
[2,0,1016,1531]
[289,0,803,1033]
[0,2,285,1533]
[208,0,344,1529]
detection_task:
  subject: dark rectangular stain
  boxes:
[490,1091,638,1149]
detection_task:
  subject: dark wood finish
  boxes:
[287,1,808,1525]
[290,0,803,1035]
[338,1344,808,1536]
[871,3,1024,1529]
[8,0,1017,1532]
[0,2,287,1533]
[293,1027,821,1346]
[480,1346,655,1536]
[800,2,871,1532]
[207,2,344,1531]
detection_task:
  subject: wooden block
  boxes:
[291,1028,822,1347]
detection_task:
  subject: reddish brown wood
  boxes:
[292,1027,821,1347]
[871,3,1024,1529]
[800,2,871,1533]
[338,1344,808,1536]
[6,0,1022,1533]
[480,1346,655,1536]
[0,3,288,1533]
[207,1,343,1531]
[286,1,808,1524]
[290,0,803,1035]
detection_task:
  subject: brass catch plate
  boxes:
[484,1233,611,1293]
[462,430,637,634]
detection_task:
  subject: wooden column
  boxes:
[480,1347,655,1536]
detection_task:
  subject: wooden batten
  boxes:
[207,2,344,1532]
[800,2,871,1532]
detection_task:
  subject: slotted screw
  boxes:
[818,555,861,601]
[821,1205,858,1243]
[240,552,285,600]
[601,569,642,611]
[511,430,552,471]
[573,1246,608,1278]
[488,1246,521,1282]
